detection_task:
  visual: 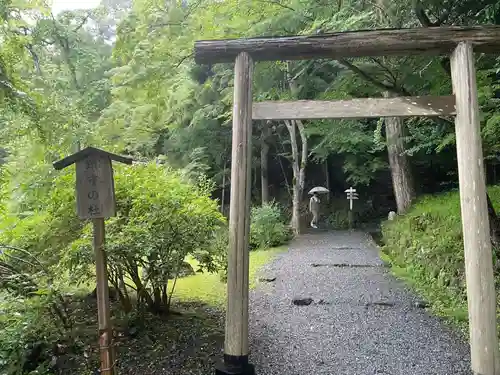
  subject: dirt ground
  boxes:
[55,297,225,375]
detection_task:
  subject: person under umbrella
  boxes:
[308,186,329,228]
[309,192,320,228]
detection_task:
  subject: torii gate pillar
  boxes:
[215,52,255,375]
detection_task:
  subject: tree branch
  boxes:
[254,0,296,13]
[369,57,398,85]
[73,15,89,32]
[413,0,450,27]
[338,58,455,128]
[337,58,410,96]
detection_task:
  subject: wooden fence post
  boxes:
[450,41,498,375]
[215,52,255,375]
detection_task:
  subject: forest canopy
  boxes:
[2,0,500,373]
[2,0,500,216]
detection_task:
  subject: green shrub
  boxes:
[208,202,292,282]
[0,162,227,372]
[324,196,377,229]
[0,172,84,269]
[208,226,229,282]
[0,294,66,375]
[210,202,291,282]
[327,210,350,229]
[64,163,226,313]
[250,202,291,250]
[381,185,500,331]
[0,242,77,375]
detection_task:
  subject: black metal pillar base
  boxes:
[215,355,255,375]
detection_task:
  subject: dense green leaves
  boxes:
[250,202,292,250]
[63,163,225,312]
[2,0,500,372]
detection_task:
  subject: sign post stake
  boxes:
[93,217,114,374]
[53,147,132,375]
[345,187,359,230]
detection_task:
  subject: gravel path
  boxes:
[249,231,472,375]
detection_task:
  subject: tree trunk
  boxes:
[261,121,271,204]
[276,133,292,199]
[384,93,415,214]
[486,194,500,248]
[284,119,307,235]
[221,159,227,214]
[152,287,162,312]
[324,157,331,202]
[117,268,132,312]
[129,263,154,309]
[284,63,308,235]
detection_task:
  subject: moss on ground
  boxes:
[380,185,500,337]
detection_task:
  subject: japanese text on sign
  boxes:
[75,155,116,219]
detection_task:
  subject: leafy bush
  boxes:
[325,196,380,229]
[0,294,66,375]
[250,202,291,250]
[0,172,84,269]
[327,210,350,229]
[208,226,229,282]
[64,163,226,313]
[381,185,500,331]
[0,246,73,375]
[209,203,291,282]
[0,162,226,372]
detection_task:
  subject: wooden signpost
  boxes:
[345,187,359,229]
[53,147,133,375]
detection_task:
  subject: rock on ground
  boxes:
[249,231,472,375]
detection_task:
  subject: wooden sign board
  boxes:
[75,155,116,219]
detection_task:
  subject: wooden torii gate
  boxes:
[194,26,500,375]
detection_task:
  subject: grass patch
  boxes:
[172,246,286,307]
[380,185,500,337]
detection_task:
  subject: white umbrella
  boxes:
[308,186,330,194]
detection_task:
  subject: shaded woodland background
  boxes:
[2,0,500,374]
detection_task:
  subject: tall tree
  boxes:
[384,91,416,213]
[377,0,416,213]
[260,120,271,204]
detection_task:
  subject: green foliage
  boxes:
[250,202,291,250]
[0,171,84,271]
[207,226,230,282]
[327,210,350,230]
[0,245,73,375]
[63,163,225,313]
[0,161,226,371]
[0,294,62,375]
[381,185,500,332]
[325,197,381,229]
[208,203,291,282]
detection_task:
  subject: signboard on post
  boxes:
[76,155,116,219]
[345,187,359,210]
[53,147,132,375]
[345,187,359,229]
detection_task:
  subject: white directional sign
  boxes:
[345,187,359,210]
